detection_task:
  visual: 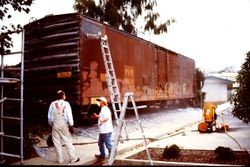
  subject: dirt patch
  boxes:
[127,148,250,166]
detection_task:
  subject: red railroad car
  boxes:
[24,13,196,124]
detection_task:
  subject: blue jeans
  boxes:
[98,132,112,157]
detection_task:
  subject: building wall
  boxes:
[202,79,228,103]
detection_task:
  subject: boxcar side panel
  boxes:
[24,13,81,105]
[106,28,157,101]
[77,14,196,106]
[78,16,158,105]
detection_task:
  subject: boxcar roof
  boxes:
[25,12,194,63]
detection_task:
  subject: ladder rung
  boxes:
[101,44,108,48]
[101,37,107,40]
[3,51,22,55]
[107,70,114,73]
[107,73,114,77]
[107,76,115,79]
[101,36,107,40]
[1,134,21,140]
[112,97,121,100]
[112,100,121,103]
[114,108,121,111]
[0,78,20,84]
[1,67,21,71]
[104,53,110,57]
[0,152,21,158]
[127,105,147,110]
[112,102,121,104]
[112,94,120,96]
[112,98,121,101]
[105,62,112,65]
[105,64,112,68]
[111,96,120,99]
[1,116,22,121]
[6,98,21,101]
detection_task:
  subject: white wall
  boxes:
[202,79,228,102]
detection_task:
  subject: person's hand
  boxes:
[91,112,98,120]
[99,119,103,126]
[69,126,74,134]
[93,112,98,118]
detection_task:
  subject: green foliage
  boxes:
[73,0,175,35]
[231,51,250,124]
[0,0,32,55]
[214,146,234,160]
[194,68,205,107]
[163,144,180,159]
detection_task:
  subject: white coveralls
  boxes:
[48,99,78,163]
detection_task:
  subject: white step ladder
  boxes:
[99,35,129,140]
[108,92,153,165]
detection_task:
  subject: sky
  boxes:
[3,0,250,72]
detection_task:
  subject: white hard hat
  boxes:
[96,97,107,104]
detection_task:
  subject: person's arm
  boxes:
[93,112,99,118]
[65,102,74,134]
[99,117,108,126]
[99,108,111,126]
[65,102,74,126]
[48,103,53,126]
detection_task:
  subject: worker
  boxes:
[92,97,113,159]
[48,90,80,164]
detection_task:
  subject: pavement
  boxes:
[12,102,250,165]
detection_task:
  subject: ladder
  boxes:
[108,92,153,165]
[0,30,24,164]
[99,35,129,140]
[154,99,161,109]
[154,88,161,109]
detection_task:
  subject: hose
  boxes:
[220,114,242,149]
[219,113,250,159]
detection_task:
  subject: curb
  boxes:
[113,158,244,166]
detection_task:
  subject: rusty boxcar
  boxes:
[24,13,196,125]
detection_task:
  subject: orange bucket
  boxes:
[198,122,208,132]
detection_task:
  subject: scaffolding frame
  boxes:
[0,29,24,164]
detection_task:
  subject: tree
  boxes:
[194,68,205,108]
[231,51,250,124]
[73,0,175,35]
[0,0,32,55]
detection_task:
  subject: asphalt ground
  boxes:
[13,102,250,165]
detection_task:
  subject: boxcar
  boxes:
[24,13,196,125]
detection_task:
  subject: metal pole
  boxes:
[0,39,4,161]
[20,29,24,164]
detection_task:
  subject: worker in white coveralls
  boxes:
[48,90,80,164]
